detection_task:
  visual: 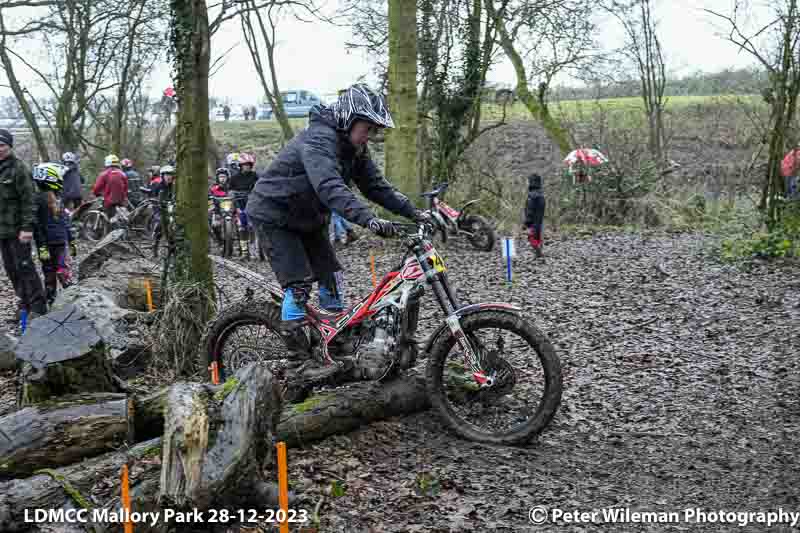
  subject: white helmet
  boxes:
[62,152,78,165]
[330,83,394,131]
[159,165,175,176]
[104,154,120,167]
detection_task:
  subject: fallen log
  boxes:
[14,304,121,406]
[276,374,430,447]
[130,374,430,449]
[0,392,133,479]
[0,438,163,533]
[159,363,283,510]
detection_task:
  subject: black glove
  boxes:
[413,209,432,224]
[367,218,396,238]
[69,241,77,257]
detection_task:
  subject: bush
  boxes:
[721,200,800,260]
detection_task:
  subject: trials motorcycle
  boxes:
[202,222,561,445]
[422,182,496,251]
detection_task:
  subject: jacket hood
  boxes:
[528,173,543,191]
[309,104,338,129]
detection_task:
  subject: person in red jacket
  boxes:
[92,154,129,219]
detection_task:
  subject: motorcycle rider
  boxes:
[61,152,85,210]
[229,152,258,256]
[209,167,230,197]
[208,168,230,244]
[247,83,430,381]
[92,154,128,220]
[524,173,546,258]
[150,165,176,257]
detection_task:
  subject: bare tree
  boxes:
[606,0,668,169]
[485,0,597,156]
[239,0,294,141]
[707,0,800,225]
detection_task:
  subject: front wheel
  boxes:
[222,219,235,258]
[425,310,562,445]
[461,215,495,252]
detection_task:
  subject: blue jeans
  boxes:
[787,176,799,200]
[331,211,350,241]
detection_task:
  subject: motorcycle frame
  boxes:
[257,225,518,383]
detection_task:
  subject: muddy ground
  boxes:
[1,229,799,532]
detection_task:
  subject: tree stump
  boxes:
[14,304,119,406]
[0,392,133,479]
[159,363,283,511]
[126,274,162,311]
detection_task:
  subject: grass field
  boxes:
[210,94,762,146]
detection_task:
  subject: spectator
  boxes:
[121,158,143,205]
[0,128,48,320]
[781,144,800,200]
[223,105,231,121]
[32,163,75,305]
[61,152,85,210]
[524,173,546,258]
[243,107,251,121]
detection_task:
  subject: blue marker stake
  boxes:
[501,237,515,284]
[19,309,28,335]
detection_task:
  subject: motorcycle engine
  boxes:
[356,311,397,380]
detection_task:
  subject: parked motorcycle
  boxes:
[421,182,496,251]
[202,222,562,445]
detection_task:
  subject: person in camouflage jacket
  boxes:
[0,129,48,318]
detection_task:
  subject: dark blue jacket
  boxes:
[62,165,84,201]
[33,191,73,246]
[525,174,545,227]
[247,105,416,232]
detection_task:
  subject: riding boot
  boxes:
[280,319,340,382]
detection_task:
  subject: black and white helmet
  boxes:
[331,83,394,131]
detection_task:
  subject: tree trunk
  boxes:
[159,363,282,510]
[386,0,419,201]
[0,438,163,533]
[14,305,120,406]
[0,13,50,162]
[485,0,571,156]
[170,0,215,374]
[0,393,133,479]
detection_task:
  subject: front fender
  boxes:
[456,199,480,222]
[422,302,521,355]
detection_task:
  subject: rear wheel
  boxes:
[81,210,108,242]
[462,214,495,251]
[426,310,562,445]
[202,299,285,381]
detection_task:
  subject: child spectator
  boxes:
[525,173,546,258]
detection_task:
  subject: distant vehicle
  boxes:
[264,90,321,119]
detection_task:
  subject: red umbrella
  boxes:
[163,86,176,98]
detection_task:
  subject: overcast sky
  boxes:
[1,0,766,106]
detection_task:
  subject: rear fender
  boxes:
[422,302,521,355]
[456,200,480,223]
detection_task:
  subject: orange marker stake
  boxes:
[276,441,289,533]
[144,279,154,312]
[121,464,133,533]
[370,253,377,288]
[209,361,220,385]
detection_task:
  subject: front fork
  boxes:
[422,257,489,385]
